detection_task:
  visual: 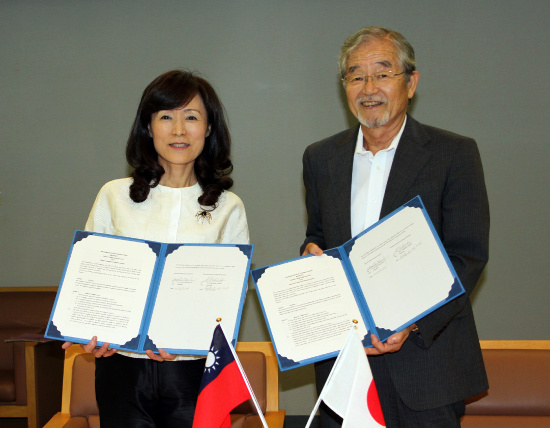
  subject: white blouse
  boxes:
[84,177,250,359]
[85,178,249,245]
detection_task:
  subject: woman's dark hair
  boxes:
[126,69,233,207]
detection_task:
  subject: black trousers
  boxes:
[314,357,465,428]
[95,354,205,428]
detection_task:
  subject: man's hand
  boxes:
[365,324,417,356]
[302,243,324,256]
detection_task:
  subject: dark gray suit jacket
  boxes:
[301,115,489,410]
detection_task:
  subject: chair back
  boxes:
[466,341,550,416]
[69,353,98,417]
[46,342,284,428]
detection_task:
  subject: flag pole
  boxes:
[304,323,360,428]
[304,392,324,428]
[218,321,268,428]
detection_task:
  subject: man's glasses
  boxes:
[343,70,405,86]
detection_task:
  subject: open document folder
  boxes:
[45,231,253,355]
[251,196,464,370]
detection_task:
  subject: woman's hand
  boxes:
[302,243,324,256]
[146,349,176,362]
[62,336,117,358]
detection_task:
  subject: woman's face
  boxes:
[148,94,211,172]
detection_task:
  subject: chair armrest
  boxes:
[264,410,286,428]
[43,412,71,428]
[27,341,64,427]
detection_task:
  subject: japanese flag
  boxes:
[306,328,385,427]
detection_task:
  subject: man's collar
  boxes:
[354,116,408,155]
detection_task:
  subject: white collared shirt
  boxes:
[351,117,407,236]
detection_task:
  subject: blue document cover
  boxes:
[46,231,253,355]
[251,196,464,371]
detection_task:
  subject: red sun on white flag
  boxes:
[367,379,385,426]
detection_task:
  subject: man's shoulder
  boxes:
[408,116,475,145]
[403,117,482,166]
[305,126,358,154]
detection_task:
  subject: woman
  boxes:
[63,70,249,427]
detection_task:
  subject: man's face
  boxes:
[344,38,419,130]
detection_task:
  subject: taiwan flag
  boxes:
[307,328,385,428]
[192,325,251,428]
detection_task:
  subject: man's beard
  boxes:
[355,97,389,128]
[358,114,389,128]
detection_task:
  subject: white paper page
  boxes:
[349,206,454,330]
[256,254,367,364]
[53,235,157,345]
[147,245,249,352]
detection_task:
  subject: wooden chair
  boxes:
[462,340,550,427]
[0,287,63,428]
[44,342,285,428]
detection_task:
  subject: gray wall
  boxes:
[1,0,549,415]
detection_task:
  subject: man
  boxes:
[301,26,489,427]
